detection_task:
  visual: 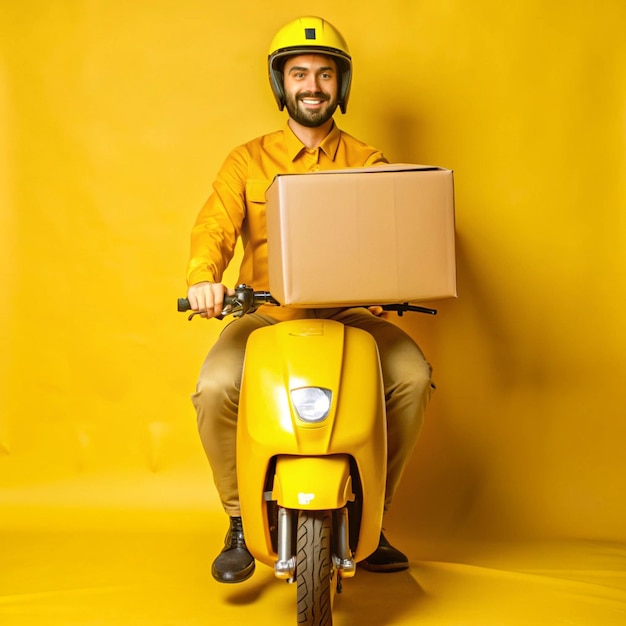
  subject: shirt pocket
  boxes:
[245,179,272,205]
[244,179,272,238]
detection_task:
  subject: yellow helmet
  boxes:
[268,16,352,114]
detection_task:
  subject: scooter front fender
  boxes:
[272,454,353,509]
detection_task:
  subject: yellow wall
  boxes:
[2,1,625,543]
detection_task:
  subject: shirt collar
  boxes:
[284,121,341,161]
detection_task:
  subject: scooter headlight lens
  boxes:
[291,387,332,423]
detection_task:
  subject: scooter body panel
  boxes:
[237,318,387,567]
[273,454,353,509]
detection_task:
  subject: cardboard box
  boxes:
[266,164,456,307]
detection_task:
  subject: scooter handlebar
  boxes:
[178,286,437,319]
[178,285,279,320]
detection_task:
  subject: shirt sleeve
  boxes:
[363,150,389,167]
[186,146,248,286]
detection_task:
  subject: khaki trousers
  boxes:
[192,307,435,517]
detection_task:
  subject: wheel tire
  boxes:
[296,510,334,626]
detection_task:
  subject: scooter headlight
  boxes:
[291,387,332,423]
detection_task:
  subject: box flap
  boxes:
[271,163,449,180]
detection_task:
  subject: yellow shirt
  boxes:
[187,122,387,317]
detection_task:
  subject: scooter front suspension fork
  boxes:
[274,507,296,580]
[273,506,356,581]
[334,506,356,578]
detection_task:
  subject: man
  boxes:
[186,16,435,584]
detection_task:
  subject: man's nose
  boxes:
[304,74,321,92]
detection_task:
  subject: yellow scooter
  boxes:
[179,284,435,626]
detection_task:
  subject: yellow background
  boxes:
[2,1,626,624]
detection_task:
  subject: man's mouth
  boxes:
[298,93,329,106]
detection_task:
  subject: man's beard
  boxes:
[285,91,339,128]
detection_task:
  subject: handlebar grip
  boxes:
[178,298,191,312]
[178,295,238,313]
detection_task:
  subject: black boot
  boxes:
[211,516,255,583]
[360,532,409,572]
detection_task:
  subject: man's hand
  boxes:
[187,282,234,319]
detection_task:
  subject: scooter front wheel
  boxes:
[296,510,335,626]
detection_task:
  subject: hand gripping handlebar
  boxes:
[178,285,279,320]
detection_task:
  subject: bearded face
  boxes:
[282,54,340,128]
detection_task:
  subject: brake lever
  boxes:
[221,301,246,319]
[186,301,244,321]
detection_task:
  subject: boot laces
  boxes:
[226,516,247,549]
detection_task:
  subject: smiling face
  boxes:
[282,54,339,128]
